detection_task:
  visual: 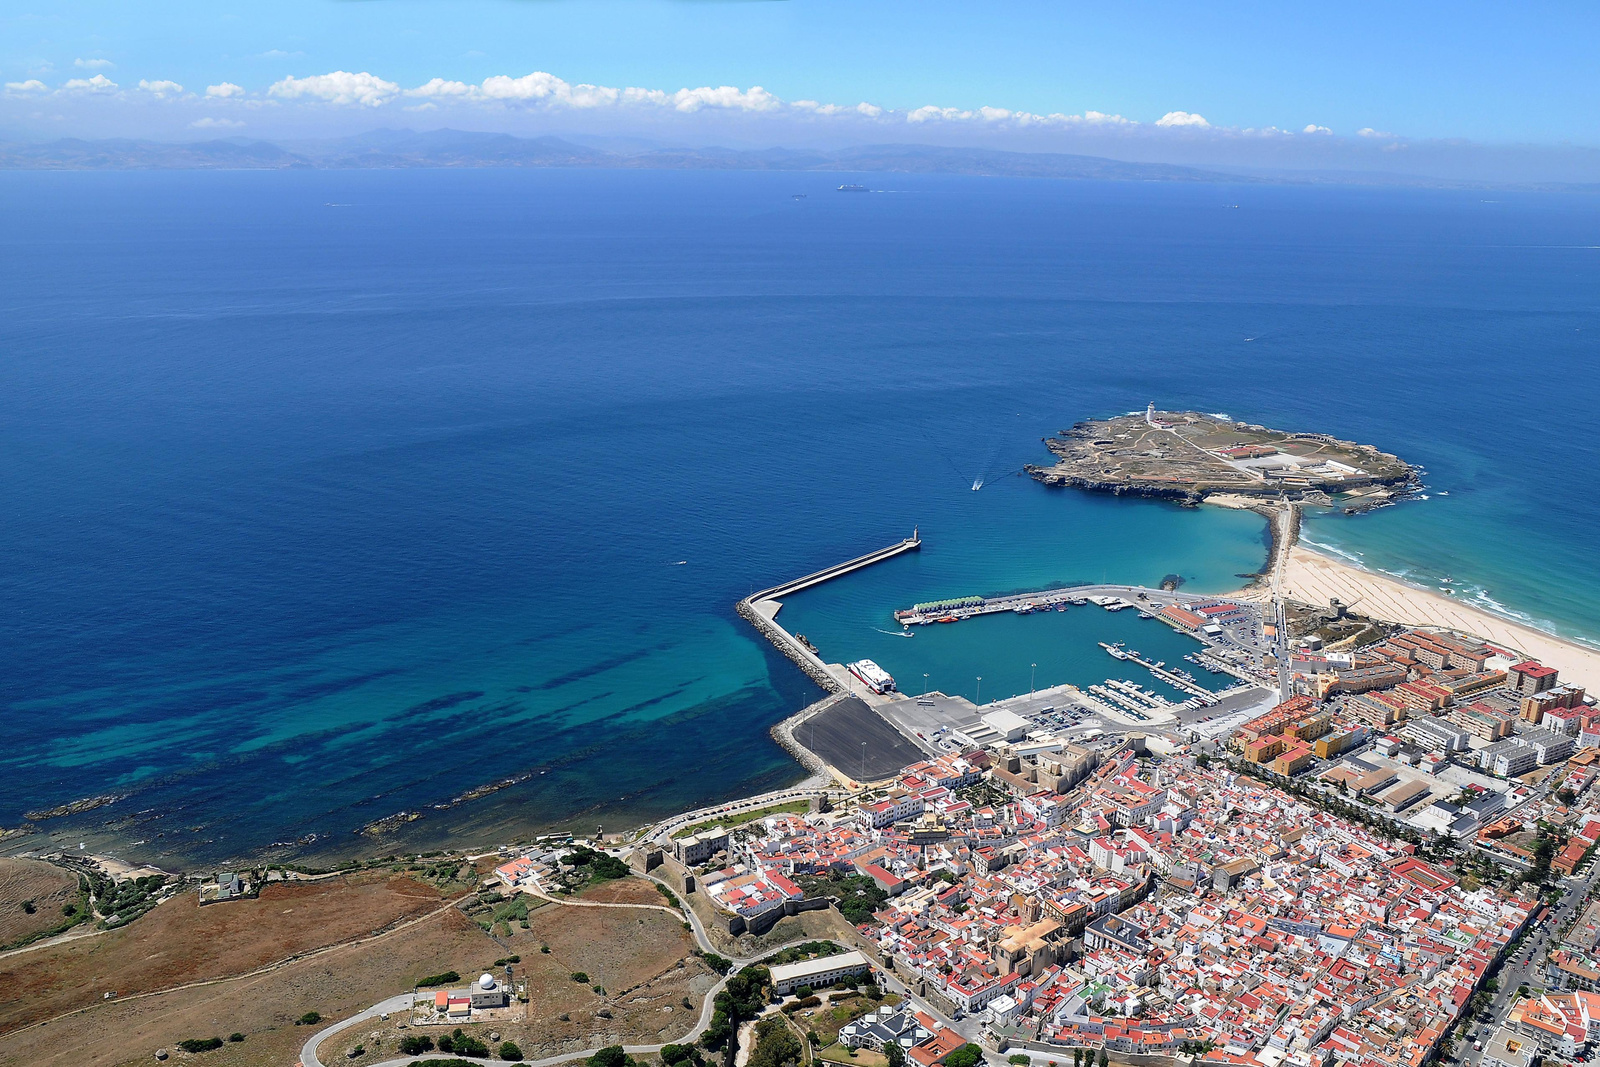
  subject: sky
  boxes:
[5,1,1600,180]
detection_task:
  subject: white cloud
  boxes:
[908,105,974,123]
[138,78,184,97]
[407,77,479,99]
[4,79,49,93]
[61,74,118,93]
[191,116,245,129]
[793,100,885,118]
[269,70,398,107]
[28,64,1332,147]
[409,71,780,114]
[74,57,114,70]
[1357,127,1394,138]
[668,85,779,113]
[259,49,304,59]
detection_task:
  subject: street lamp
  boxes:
[1030,663,1037,699]
[923,673,929,697]
[976,676,982,705]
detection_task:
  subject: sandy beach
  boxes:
[1237,544,1600,693]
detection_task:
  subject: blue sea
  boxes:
[3,168,1598,867]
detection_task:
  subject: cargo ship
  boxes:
[848,659,897,694]
[838,184,870,192]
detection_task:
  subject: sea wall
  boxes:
[736,598,842,694]
[767,692,848,778]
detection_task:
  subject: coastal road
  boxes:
[647,786,839,846]
[306,929,887,1067]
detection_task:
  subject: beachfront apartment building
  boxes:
[1481,740,1538,778]
[1510,727,1577,765]
[1404,716,1471,753]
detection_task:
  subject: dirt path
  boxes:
[0,895,466,1040]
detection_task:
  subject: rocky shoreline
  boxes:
[768,692,848,779]
[1026,411,1421,506]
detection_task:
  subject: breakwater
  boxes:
[737,598,842,693]
[768,692,850,778]
[737,532,922,691]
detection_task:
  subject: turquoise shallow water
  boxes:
[774,488,1262,703]
[2,168,1597,865]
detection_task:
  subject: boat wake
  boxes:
[971,478,983,491]
[875,627,915,638]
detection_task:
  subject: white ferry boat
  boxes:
[848,659,897,694]
[1099,642,1132,661]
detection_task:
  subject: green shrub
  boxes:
[296,1012,322,1026]
[228,1033,245,1043]
[400,1035,437,1055]
[498,1041,525,1061]
[588,1046,633,1067]
[177,1037,224,1053]
[439,1029,490,1058]
[571,971,590,983]
[418,970,462,987]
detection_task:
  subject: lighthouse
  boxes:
[1146,402,1156,425]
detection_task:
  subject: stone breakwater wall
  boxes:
[736,598,842,694]
[769,692,850,778]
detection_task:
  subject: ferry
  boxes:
[848,659,897,694]
[838,184,870,192]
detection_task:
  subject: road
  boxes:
[1456,863,1600,1067]
[646,786,839,847]
[300,867,976,1067]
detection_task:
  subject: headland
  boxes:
[1027,407,1418,511]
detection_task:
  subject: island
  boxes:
[1026,406,1417,511]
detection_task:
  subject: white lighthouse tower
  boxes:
[1146,402,1156,425]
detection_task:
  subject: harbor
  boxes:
[739,535,1278,784]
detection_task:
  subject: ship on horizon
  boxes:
[838,184,870,192]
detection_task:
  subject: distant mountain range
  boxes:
[2,129,1589,189]
[0,128,1250,182]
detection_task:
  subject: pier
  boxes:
[738,531,923,699]
[749,530,921,622]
